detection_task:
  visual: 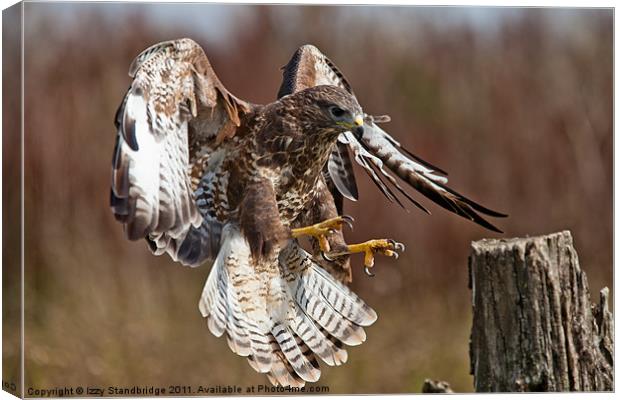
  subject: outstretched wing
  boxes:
[111,38,251,265]
[277,45,506,232]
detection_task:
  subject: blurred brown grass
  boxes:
[11,5,612,393]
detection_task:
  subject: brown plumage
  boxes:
[278,44,507,232]
[110,38,505,387]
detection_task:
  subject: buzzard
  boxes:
[110,39,505,387]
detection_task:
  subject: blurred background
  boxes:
[4,2,612,394]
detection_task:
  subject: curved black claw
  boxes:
[341,215,354,230]
[364,266,375,277]
[322,251,336,262]
[388,239,406,252]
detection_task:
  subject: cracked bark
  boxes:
[468,231,613,392]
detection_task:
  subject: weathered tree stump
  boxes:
[469,231,613,392]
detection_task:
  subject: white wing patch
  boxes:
[115,88,201,241]
[124,93,161,222]
[112,38,252,257]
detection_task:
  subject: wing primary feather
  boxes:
[114,87,130,129]
[368,125,507,217]
[355,136,431,214]
[432,179,508,218]
[368,121,448,176]
[327,142,358,202]
[401,174,504,233]
[358,157,400,206]
[389,180,430,215]
[357,123,505,231]
[121,111,139,151]
[398,144,448,176]
[115,87,139,151]
[364,159,407,210]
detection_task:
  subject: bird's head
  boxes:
[295,85,364,139]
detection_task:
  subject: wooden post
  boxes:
[468,231,613,392]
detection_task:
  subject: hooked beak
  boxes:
[336,114,365,137]
[353,115,364,138]
[354,115,364,127]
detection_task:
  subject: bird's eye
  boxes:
[329,106,346,118]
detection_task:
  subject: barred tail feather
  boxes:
[198,227,376,387]
[206,262,229,337]
[247,326,273,373]
[290,304,348,367]
[225,290,252,357]
[272,324,320,382]
[265,341,306,387]
[301,262,377,326]
[319,327,348,365]
[294,281,367,346]
[267,338,321,387]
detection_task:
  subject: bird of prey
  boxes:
[110,38,505,387]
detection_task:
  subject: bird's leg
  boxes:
[239,178,290,261]
[324,239,405,277]
[290,215,354,253]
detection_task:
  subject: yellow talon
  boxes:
[291,215,354,253]
[364,250,375,268]
[325,239,405,277]
[318,235,330,253]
